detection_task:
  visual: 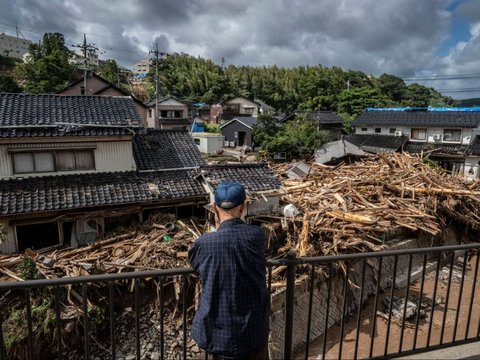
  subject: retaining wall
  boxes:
[268,232,459,358]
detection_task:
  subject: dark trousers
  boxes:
[210,342,269,360]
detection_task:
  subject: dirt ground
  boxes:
[299,255,480,359]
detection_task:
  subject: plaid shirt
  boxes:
[188,218,269,357]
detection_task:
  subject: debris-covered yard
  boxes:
[1,152,480,359]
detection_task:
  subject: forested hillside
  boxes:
[1,32,457,121]
[148,53,457,118]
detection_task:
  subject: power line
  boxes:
[72,33,99,94]
[438,88,480,93]
[403,73,480,81]
[149,43,166,128]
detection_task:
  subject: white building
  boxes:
[133,59,150,75]
[349,107,480,180]
[0,33,31,60]
[192,132,223,154]
[71,50,99,67]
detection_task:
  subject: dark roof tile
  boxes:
[133,129,206,170]
[466,135,480,155]
[353,108,480,128]
[402,141,469,155]
[0,170,207,216]
[0,93,142,138]
[201,164,281,195]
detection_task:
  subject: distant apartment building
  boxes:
[132,59,150,84]
[0,33,32,59]
[133,59,150,75]
[71,50,100,67]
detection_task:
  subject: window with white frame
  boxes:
[361,128,368,132]
[389,128,396,134]
[12,150,95,174]
[375,128,381,133]
[411,128,427,140]
[443,129,461,142]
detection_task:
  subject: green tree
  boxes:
[252,112,279,146]
[337,87,393,117]
[0,75,22,93]
[402,83,432,107]
[97,59,119,85]
[376,73,407,103]
[15,32,74,93]
[142,52,453,114]
[259,115,327,160]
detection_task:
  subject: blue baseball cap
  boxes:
[214,181,246,209]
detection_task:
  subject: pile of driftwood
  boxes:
[273,152,480,257]
[0,213,200,282]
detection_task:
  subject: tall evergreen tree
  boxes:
[15,32,74,93]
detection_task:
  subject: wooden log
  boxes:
[0,267,24,281]
[325,210,377,225]
[299,215,310,257]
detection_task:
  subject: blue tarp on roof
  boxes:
[366,107,480,112]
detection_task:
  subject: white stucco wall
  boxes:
[355,126,474,145]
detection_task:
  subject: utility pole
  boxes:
[72,34,99,95]
[149,43,165,128]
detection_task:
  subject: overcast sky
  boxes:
[1,0,479,99]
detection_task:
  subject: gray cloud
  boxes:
[1,0,479,98]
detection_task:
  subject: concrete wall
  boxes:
[0,33,31,59]
[268,234,455,358]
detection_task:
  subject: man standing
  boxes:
[188,182,269,360]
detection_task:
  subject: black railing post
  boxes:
[0,311,6,360]
[284,250,297,360]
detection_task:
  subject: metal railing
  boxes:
[0,243,479,359]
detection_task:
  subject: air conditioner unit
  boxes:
[394,131,402,137]
[433,134,441,141]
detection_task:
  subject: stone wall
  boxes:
[268,233,456,358]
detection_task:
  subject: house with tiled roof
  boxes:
[351,107,480,178]
[209,97,277,125]
[281,110,344,142]
[0,94,210,253]
[0,94,283,253]
[145,95,191,130]
[58,72,148,126]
